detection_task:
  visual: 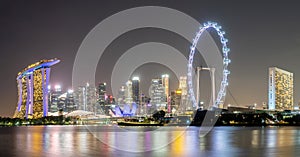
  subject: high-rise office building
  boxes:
[86,83,97,112]
[98,82,106,105]
[268,67,293,110]
[150,78,166,111]
[74,86,85,110]
[49,85,63,113]
[171,89,182,111]
[179,76,187,97]
[132,77,140,104]
[65,89,76,112]
[117,85,126,104]
[96,82,106,114]
[125,80,133,104]
[50,89,76,113]
[162,74,169,99]
[74,83,97,112]
[179,76,189,110]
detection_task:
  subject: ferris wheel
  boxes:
[187,21,231,108]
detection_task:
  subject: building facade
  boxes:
[74,83,97,112]
[65,90,76,112]
[117,85,126,105]
[13,59,60,119]
[48,85,63,113]
[149,78,166,112]
[179,76,190,110]
[162,74,169,100]
[132,77,140,104]
[97,82,106,105]
[268,67,293,110]
[125,80,133,104]
[170,89,182,111]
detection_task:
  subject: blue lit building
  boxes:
[13,59,60,119]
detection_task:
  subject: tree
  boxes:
[152,110,165,121]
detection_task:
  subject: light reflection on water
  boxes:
[87,126,187,152]
[1,126,300,156]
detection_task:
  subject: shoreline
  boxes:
[2,123,300,127]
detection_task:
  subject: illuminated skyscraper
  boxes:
[162,74,169,99]
[150,78,166,112]
[132,77,140,104]
[65,89,76,112]
[74,83,97,112]
[74,86,85,110]
[49,88,76,113]
[98,82,106,105]
[48,85,63,113]
[117,85,126,104]
[268,67,293,110]
[171,89,182,110]
[179,76,187,97]
[179,76,189,110]
[125,80,133,104]
[13,59,60,119]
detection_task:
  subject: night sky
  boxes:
[1,0,300,117]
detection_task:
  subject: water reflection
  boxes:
[0,126,300,156]
[87,126,190,152]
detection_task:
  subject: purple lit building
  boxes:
[13,59,60,119]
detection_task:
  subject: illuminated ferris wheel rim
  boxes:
[188,21,231,108]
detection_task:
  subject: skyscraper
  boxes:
[162,74,169,99]
[132,77,140,104]
[170,89,182,111]
[125,80,133,104]
[49,85,63,113]
[117,85,126,104]
[179,76,187,96]
[98,82,106,105]
[65,89,76,112]
[85,83,97,112]
[149,78,166,112]
[74,83,97,112]
[268,67,293,110]
[74,86,85,110]
[50,88,76,113]
[179,76,189,110]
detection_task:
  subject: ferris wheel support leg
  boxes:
[211,68,216,108]
[196,67,201,110]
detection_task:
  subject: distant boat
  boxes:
[117,121,164,126]
[117,117,164,126]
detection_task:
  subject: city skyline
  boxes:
[11,61,298,119]
[1,1,300,116]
